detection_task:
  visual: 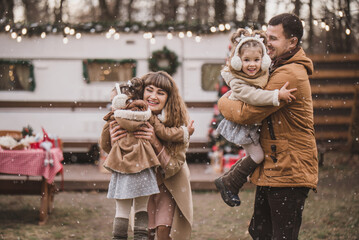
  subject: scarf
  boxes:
[269,46,301,75]
[225,66,269,89]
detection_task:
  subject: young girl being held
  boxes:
[100,77,194,239]
[214,28,297,207]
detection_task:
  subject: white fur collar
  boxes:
[157,109,166,123]
[114,108,152,121]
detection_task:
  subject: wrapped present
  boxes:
[221,149,246,172]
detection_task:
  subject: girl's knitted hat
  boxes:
[112,83,128,109]
[230,34,271,72]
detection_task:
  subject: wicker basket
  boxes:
[0,130,22,140]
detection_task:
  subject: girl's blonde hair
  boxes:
[140,71,189,128]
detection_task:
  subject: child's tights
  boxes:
[241,143,264,164]
[115,196,149,218]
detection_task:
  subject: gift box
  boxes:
[221,149,246,172]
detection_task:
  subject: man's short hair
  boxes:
[268,13,303,45]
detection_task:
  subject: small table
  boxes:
[0,148,63,225]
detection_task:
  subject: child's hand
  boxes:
[279,82,297,103]
[188,120,195,136]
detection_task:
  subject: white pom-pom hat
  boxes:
[112,83,128,109]
[230,34,271,72]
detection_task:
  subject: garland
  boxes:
[0,20,250,36]
[148,47,179,75]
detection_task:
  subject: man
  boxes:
[216,13,318,239]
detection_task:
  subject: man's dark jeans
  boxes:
[249,186,310,240]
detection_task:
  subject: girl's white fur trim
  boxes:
[273,89,280,106]
[157,109,166,123]
[114,108,152,121]
[181,126,189,145]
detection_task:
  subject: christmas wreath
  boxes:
[148,47,179,75]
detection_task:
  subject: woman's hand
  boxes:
[109,120,127,145]
[134,122,163,154]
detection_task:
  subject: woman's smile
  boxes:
[143,85,168,115]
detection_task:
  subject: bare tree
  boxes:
[344,0,352,52]
[257,0,266,23]
[243,0,254,23]
[167,0,179,22]
[54,0,65,23]
[22,0,42,23]
[336,0,345,52]
[194,0,210,24]
[126,0,134,22]
[232,0,238,21]
[214,0,226,23]
[308,0,314,51]
[98,0,122,22]
[0,0,15,22]
[293,0,301,17]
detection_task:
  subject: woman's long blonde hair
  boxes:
[140,71,189,128]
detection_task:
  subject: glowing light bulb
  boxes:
[41,32,46,38]
[75,33,81,39]
[195,35,201,42]
[167,32,173,40]
[218,24,225,31]
[114,33,120,40]
[178,32,185,38]
[109,27,116,35]
[63,36,68,44]
[64,26,70,34]
[150,37,156,44]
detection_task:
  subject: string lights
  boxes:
[307,8,352,36]
[0,6,353,45]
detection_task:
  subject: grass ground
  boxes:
[1,152,358,240]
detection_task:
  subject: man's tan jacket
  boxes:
[218,48,318,189]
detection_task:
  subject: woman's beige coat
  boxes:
[158,143,193,240]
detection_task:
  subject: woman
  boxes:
[107,71,194,240]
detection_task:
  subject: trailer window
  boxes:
[83,59,136,83]
[201,63,223,91]
[0,60,35,91]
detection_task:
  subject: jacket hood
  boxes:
[284,48,314,75]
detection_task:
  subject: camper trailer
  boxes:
[0,32,230,162]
